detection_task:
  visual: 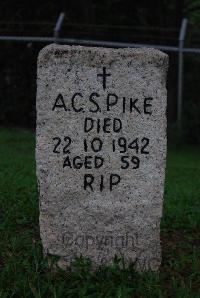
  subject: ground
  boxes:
[0,128,199,297]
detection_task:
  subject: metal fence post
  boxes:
[54,12,65,43]
[177,18,188,130]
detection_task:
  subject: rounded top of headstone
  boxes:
[38,44,168,69]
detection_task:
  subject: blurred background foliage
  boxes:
[0,0,200,144]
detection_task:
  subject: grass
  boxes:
[0,127,199,297]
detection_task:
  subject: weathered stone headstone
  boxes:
[36,44,168,271]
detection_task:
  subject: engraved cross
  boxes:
[97,67,111,90]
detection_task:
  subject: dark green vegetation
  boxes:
[0,128,199,297]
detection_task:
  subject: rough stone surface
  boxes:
[36,44,168,271]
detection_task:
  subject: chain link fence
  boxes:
[0,16,200,143]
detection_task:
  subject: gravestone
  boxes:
[36,44,168,271]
